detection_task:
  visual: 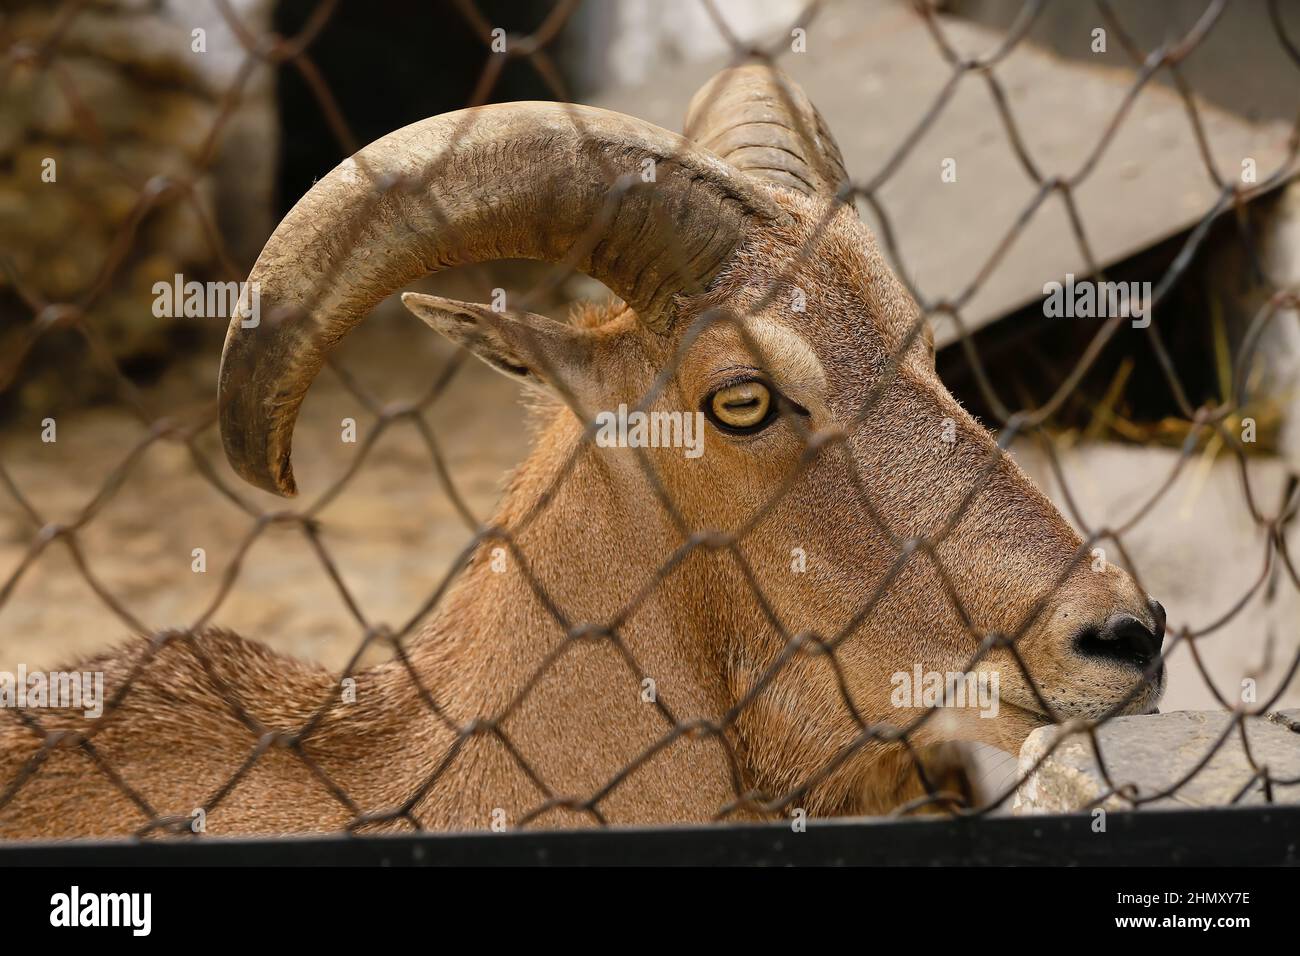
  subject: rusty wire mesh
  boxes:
[0,0,1299,840]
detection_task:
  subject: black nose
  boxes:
[1077,604,1165,669]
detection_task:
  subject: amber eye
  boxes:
[706,380,774,433]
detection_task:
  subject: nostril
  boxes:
[1076,613,1161,669]
[1148,599,1167,642]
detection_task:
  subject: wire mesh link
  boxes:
[0,0,1298,838]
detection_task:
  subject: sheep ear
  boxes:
[401,293,590,390]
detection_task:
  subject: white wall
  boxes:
[566,0,807,93]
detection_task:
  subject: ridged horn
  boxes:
[219,101,786,497]
[684,64,850,203]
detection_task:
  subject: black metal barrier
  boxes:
[2,804,1297,867]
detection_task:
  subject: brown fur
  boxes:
[0,172,1164,844]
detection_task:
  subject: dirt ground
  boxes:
[0,270,538,673]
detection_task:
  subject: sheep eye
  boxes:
[705,380,775,433]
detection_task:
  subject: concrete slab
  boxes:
[589,0,1296,344]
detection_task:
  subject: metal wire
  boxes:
[0,0,1298,839]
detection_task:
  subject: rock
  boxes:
[1014,709,1300,812]
[0,0,277,413]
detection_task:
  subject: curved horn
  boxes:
[219,101,785,497]
[684,64,849,203]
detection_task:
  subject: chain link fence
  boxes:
[0,0,1298,844]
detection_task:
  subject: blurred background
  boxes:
[1,0,1298,806]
